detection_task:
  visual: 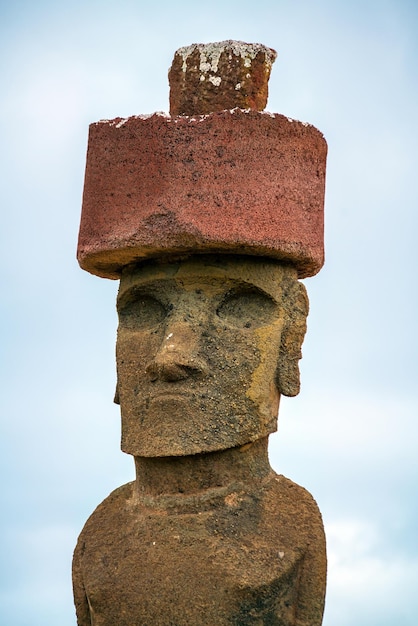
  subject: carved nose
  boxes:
[146,324,208,382]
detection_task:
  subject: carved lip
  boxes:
[149,391,192,402]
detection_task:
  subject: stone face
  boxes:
[169,40,277,115]
[115,256,307,457]
[77,109,327,280]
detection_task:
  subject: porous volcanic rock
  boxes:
[169,40,277,115]
[78,109,327,279]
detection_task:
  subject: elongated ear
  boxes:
[276,279,309,397]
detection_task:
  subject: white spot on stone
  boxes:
[174,41,277,80]
[209,75,221,86]
[235,83,241,90]
[229,107,249,114]
[97,112,170,127]
[279,551,285,559]
[200,60,211,73]
[199,46,222,74]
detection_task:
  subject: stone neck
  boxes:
[134,437,272,508]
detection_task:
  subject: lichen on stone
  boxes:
[169,40,277,116]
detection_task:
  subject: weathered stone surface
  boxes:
[73,439,326,626]
[73,41,328,626]
[169,40,277,115]
[77,109,327,280]
[115,256,307,457]
[73,255,326,625]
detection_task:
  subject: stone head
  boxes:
[115,254,308,457]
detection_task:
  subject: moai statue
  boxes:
[73,41,328,625]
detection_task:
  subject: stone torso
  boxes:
[73,472,326,626]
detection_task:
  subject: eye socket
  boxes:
[118,294,166,330]
[216,288,278,329]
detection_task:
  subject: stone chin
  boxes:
[120,393,280,458]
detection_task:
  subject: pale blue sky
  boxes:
[1,1,417,624]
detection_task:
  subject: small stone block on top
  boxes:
[169,40,277,116]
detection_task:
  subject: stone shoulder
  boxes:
[76,482,135,541]
[264,472,324,524]
[271,472,321,503]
